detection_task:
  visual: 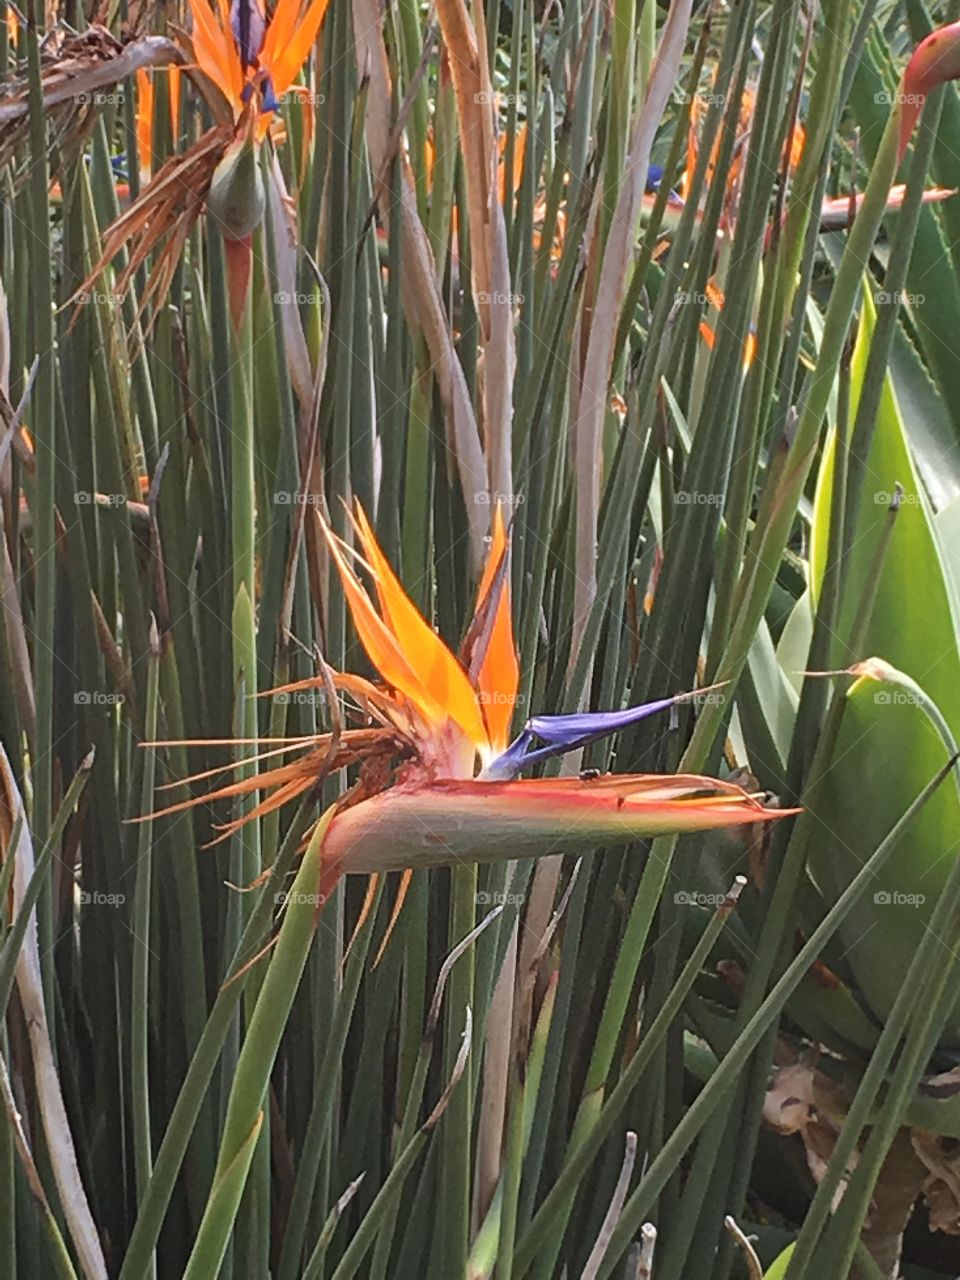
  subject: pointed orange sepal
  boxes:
[350,505,490,751]
[473,505,520,751]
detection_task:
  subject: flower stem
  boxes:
[182,812,335,1278]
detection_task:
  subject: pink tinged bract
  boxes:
[899,21,960,163]
[320,775,799,875]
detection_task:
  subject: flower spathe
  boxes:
[321,774,795,876]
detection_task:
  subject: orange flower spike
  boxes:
[474,505,520,751]
[350,506,490,753]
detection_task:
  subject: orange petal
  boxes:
[170,65,182,136]
[705,280,725,310]
[351,507,489,751]
[136,69,154,177]
[260,0,301,68]
[188,0,243,108]
[263,0,330,98]
[474,505,519,751]
[322,522,452,732]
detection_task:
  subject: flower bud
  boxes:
[206,125,264,242]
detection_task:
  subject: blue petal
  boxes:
[260,76,281,112]
[646,164,665,190]
[230,0,267,69]
[484,695,683,780]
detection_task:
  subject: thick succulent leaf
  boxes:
[805,292,960,1038]
[775,591,814,698]
[937,496,960,600]
[810,288,960,734]
[810,670,960,1037]
[888,324,960,510]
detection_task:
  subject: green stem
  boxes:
[131,628,161,1278]
[182,811,334,1278]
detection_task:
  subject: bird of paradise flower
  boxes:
[75,0,328,325]
[147,505,796,939]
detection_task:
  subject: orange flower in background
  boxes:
[187,0,329,132]
[698,280,757,372]
[135,67,181,179]
[78,0,330,327]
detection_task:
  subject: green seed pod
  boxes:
[206,129,265,242]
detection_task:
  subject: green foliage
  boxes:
[1,0,960,1276]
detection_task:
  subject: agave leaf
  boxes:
[888,324,960,509]
[801,289,960,1039]
[936,496,960,600]
[810,668,960,1037]
[810,287,960,718]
